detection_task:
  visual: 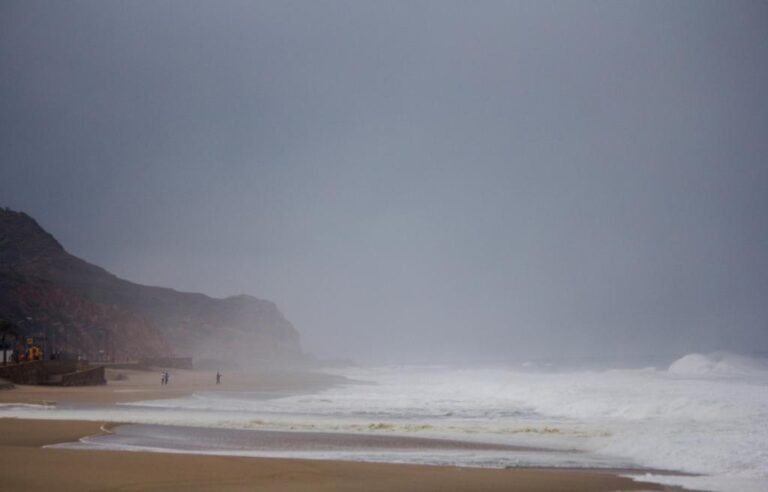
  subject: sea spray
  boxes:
[2,353,766,492]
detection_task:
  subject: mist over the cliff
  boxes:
[1,1,766,364]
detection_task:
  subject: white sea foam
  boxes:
[668,352,768,377]
[2,352,766,492]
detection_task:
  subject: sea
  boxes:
[2,352,767,492]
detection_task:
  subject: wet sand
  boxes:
[0,419,685,491]
[75,422,547,453]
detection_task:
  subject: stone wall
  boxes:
[0,360,53,384]
[60,366,105,386]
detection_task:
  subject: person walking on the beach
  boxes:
[216,372,221,384]
[165,371,169,385]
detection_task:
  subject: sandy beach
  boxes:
[0,369,688,491]
[0,367,343,405]
[0,418,684,492]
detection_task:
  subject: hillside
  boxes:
[0,208,302,364]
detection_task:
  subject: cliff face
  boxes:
[0,208,302,363]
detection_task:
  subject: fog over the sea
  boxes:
[1,1,766,363]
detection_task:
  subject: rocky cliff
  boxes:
[0,208,302,364]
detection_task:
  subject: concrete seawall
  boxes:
[59,366,106,386]
[0,360,106,386]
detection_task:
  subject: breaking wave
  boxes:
[2,353,767,492]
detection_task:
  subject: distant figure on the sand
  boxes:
[216,372,221,384]
[161,371,168,385]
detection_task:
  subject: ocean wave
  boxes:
[3,358,767,492]
[667,352,768,378]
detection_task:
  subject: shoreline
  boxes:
[0,369,697,491]
[0,367,346,405]
[0,418,689,491]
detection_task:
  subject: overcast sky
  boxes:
[2,1,766,363]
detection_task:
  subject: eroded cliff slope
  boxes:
[0,208,302,364]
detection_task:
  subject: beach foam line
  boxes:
[48,422,651,472]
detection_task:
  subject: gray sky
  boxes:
[2,1,767,363]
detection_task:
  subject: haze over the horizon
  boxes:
[1,1,766,363]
